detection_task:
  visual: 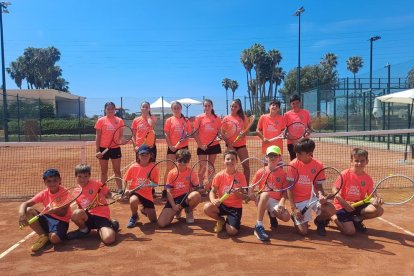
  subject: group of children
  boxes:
[18,138,385,252]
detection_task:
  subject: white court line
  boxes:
[0,232,35,260]
[377,217,414,237]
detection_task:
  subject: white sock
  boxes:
[80,227,89,233]
[256,221,263,226]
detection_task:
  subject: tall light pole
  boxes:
[0,2,10,142]
[294,6,305,96]
[368,35,381,131]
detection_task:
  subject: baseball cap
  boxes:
[137,144,151,154]
[43,168,61,179]
[266,145,281,156]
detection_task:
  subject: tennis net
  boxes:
[0,129,413,200]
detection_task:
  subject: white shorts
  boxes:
[293,198,321,225]
[267,197,282,214]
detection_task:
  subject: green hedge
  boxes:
[7,118,95,135]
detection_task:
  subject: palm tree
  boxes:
[272,67,285,100]
[250,44,266,114]
[229,80,239,100]
[240,48,254,112]
[347,56,364,112]
[267,49,282,100]
[320,53,338,112]
[222,78,231,114]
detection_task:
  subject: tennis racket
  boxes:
[206,120,239,147]
[143,129,156,147]
[234,115,255,142]
[175,118,198,148]
[309,111,329,133]
[101,125,134,155]
[351,174,414,207]
[257,164,299,194]
[219,157,266,202]
[300,167,343,215]
[127,159,179,195]
[84,177,126,211]
[268,122,307,142]
[21,187,82,228]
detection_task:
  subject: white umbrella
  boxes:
[176,98,202,117]
[151,97,171,109]
[376,88,414,161]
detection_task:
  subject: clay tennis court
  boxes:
[0,135,413,274]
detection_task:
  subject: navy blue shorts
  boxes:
[219,204,242,230]
[99,147,122,160]
[167,146,188,155]
[38,214,69,240]
[197,144,222,155]
[164,193,190,209]
[85,212,113,229]
[287,144,296,161]
[232,145,247,151]
[132,192,155,209]
[336,203,370,223]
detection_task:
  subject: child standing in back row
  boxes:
[332,148,384,235]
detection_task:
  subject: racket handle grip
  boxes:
[101,148,109,155]
[300,207,308,215]
[351,200,365,208]
[28,216,39,225]
[219,193,230,203]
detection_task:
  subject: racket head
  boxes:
[239,157,266,188]
[112,125,134,146]
[375,175,414,205]
[261,164,299,193]
[144,130,156,147]
[219,120,239,141]
[285,122,306,140]
[150,159,179,192]
[190,160,216,191]
[234,115,255,142]
[313,167,343,199]
[310,111,329,132]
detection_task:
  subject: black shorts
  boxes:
[164,193,190,209]
[287,144,296,161]
[85,212,113,230]
[38,214,69,240]
[197,144,222,155]
[167,146,189,155]
[99,147,122,160]
[336,203,370,223]
[131,192,155,209]
[219,204,242,230]
[233,145,247,151]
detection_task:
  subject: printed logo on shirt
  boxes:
[361,181,366,187]
[311,168,316,174]
[88,189,94,195]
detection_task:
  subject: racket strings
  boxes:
[315,168,342,198]
[376,176,414,204]
[221,121,238,139]
[113,126,133,145]
[49,187,81,209]
[286,123,306,140]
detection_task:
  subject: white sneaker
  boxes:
[185,209,194,224]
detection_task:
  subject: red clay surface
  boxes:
[0,199,413,275]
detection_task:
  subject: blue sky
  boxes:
[3,0,414,116]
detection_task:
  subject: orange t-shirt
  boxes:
[194,114,221,147]
[124,162,158,202]
[257,114,286,154]
[76,179,110,219]
[284,109,310,145]
[131,115,157,147]
[289,158,324,203]
[164,116,192,149]
[32,186,72,223]
[94,116,125,148]
[166,167,198,198]
[333,169,374,210]
[222,114,248,148]
[252,166,289,200]
[212,170,247,208]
